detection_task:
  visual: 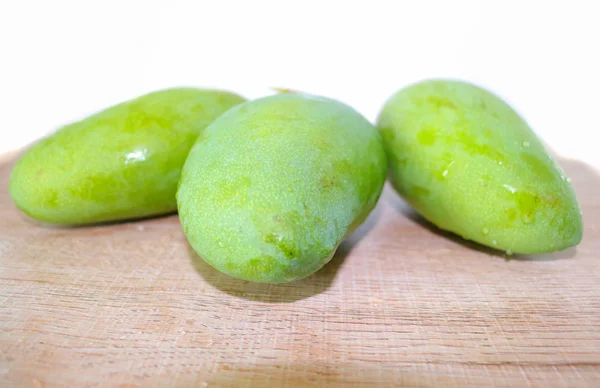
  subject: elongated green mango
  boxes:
[377,79,582,254]
[10,88,245,224]
[177,94,387,283]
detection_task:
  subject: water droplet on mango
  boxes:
[521,213,535,224]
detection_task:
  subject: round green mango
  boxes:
[377,79,583,254]
[10,88,245,224]
[177,93,387,283]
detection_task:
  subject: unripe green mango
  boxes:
[177,94,387,283]
[377,79,583,254]
[10,88,245,224]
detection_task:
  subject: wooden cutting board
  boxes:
[1,151,599,388]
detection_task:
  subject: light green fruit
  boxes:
[377,79,583,254]
[10,88,245,224]
[177,93,387,283]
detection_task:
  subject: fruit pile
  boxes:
[9,80,583,283]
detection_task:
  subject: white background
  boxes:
[1,1,598,167]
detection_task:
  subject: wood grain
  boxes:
[0,153,599,388]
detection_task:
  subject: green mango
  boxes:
[177,93,387,283]
[9,88,245,224]
[377,79,583,254]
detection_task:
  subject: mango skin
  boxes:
[9,88,245,225]
[377,79,583,254]
[177,94,387,283]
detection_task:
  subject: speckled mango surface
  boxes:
[9,88,245,224]
[177,94,387,283]
[377,79,582,254]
